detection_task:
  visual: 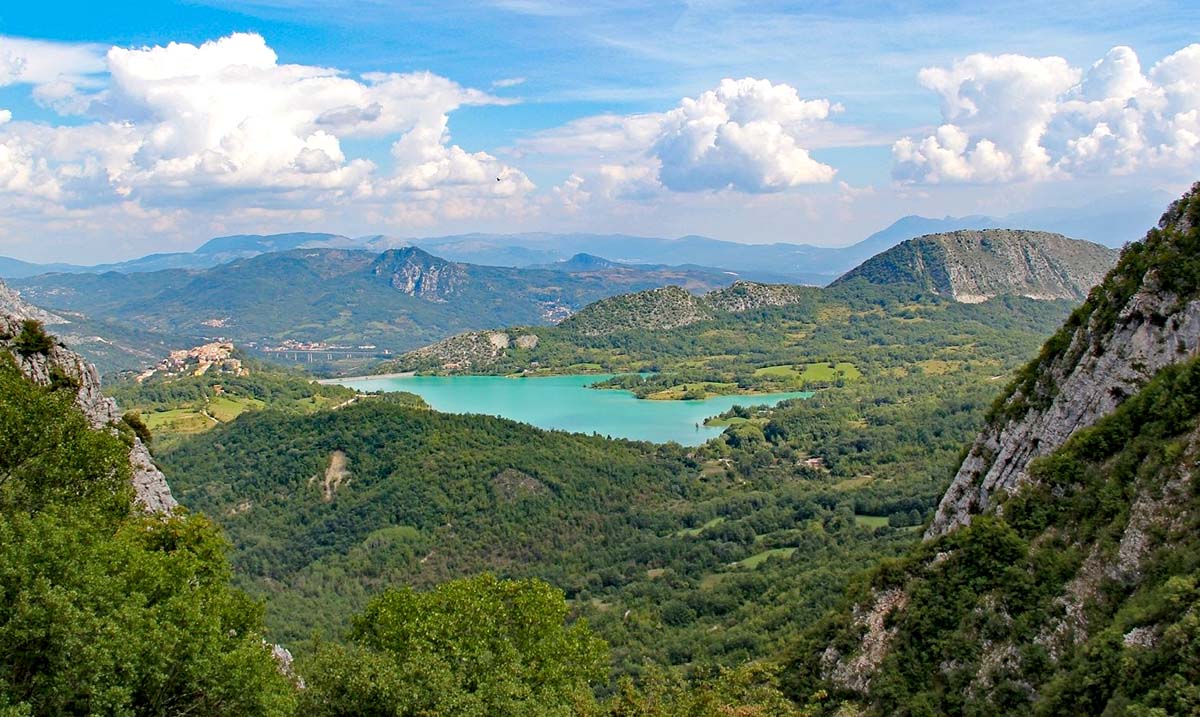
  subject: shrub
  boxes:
[13,320,53,356]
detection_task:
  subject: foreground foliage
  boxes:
[300,575,608,716]
[0,354,296,716]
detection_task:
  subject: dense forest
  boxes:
[0,342,822,716]
[157,279,1067,673]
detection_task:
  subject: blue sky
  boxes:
[0,1,1198,262]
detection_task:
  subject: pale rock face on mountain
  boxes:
[0,280,66,325]
[832,229,1118,303]
[927,273,1200,538]
[404,330,541,370]
[371,247,466,301]
[0,280,177,513]
[704,280,814,313]
[812,185,1200,706]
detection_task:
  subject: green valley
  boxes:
[11,247,744,372]
[7,7,1200,716]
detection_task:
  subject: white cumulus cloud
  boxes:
[894,44,1200,183]
[0,32,532,224]
[523,77,839,205]
[654,77,838,192]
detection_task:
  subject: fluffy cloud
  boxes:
[524,77,838,204]
[0,33,531,219]
[894,45,1200,183]
[654,78,838,191]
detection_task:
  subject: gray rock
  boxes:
[1,280,177,513]
[927,280,1200,539]
[832,229,1118,303]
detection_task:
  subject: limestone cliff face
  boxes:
[927,280,1200,538]
[806,184,1200,708]
[0,280,66,325]
[832,229,1118,303]
[928,206,1200,539]
[371,247,466,301]
[0,281,177,513]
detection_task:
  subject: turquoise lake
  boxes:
[332,374,812,446]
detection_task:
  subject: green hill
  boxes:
[831,228,1117,303]
[786,185,1200,715]
[11,247,738,365]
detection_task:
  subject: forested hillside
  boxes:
[785,184,1200,715]
[159,275,1071,670]
[11,247,737,364]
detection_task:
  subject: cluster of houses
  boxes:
[135,342,246,382]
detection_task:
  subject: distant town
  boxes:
[136,342,245,382]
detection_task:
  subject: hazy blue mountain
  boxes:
[193,232,352,256]
[0,256,86,278]
[11,247,743,363]
[0,191,1163,281]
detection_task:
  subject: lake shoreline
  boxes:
[318,371,415,384]
[325,373,811,446]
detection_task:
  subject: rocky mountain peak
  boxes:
[832,228,1118,302]
[0,280,176,513]
[370,246,466,301]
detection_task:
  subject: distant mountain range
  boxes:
[3,194,1145,375]
[9,246,741,370]
[390,229,1118,375]
[0,191,1166,282]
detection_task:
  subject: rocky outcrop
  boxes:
[0,281,177,513]
[402,329,541,371]
[801,185,1200,714]
[560,286,714,336]
[820,588,909,693]
[832,229,1117,303]
[371,247,466,301]
[927,225,1200,538]
[0,280,67,324]
[705,280,814,313]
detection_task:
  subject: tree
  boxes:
[300,574,608,716]
[0,356,296,716]
[12,321,53,357]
